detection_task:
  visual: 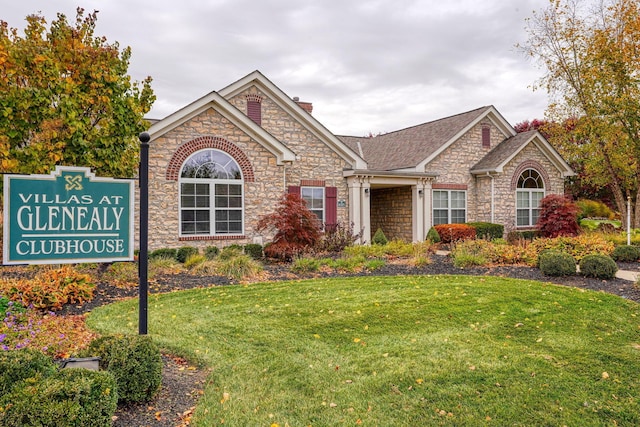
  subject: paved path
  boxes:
[435,250,639,282]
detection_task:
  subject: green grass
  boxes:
[87,276,640,426]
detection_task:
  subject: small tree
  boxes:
[256,192,321,260]
[536,194,580,238]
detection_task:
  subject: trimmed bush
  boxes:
[538,250,576,277]
[204,246,220,259]
[0,368,117,427]
[83,334,162,403]
[467,222,504,240]
[611,245,640,262]
[434,224,476,244]
[579,254,618,280]
[426,226,440,243]
[0,348,57,396]
[149,248,178,260]
[176,246,199,263]
[372,228,388,245]
[244,243,264,260]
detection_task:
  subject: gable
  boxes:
[471,130,574,177]
[148,90,296,165]
[219,71,367,169]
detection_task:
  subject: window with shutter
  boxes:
[482,125,490,148]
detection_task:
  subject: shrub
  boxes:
[149,248,178,260]
[214,254,263,281]
[0,368,117,427]
[506,230,539,244]
[218,245,243,261]
[0,266,95,311]
[372,228,388,245]
[527,234,614,263]
[538,251,576,277]
[467,222,504,240]
[579,254,618,280]
[426,226,441,243]
[176,246,199,263]
[536,194,580,238]
[184,254,207,269]
[244,243,264,260]
[291,257,321,273]
[101,262,138,288]
[577,199,615,220]
[83,334,162,403]
[257,192,321,260]
[315,222,363,253]
[434,224,476,244]
[364,259,386,270]
[204,246,220,260]
[451,240,495,268]
[611,245,640,262]
[0,348,57,396]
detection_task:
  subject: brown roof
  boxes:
[470,130,537,173]
[338,106,492,170]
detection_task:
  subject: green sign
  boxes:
[3,166,135,265]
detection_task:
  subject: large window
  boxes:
[179,149,243,236]
[516,169,544,227]
[301,186,325,223]
[433,190,466,225]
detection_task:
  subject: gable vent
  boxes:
[246,94,263,125]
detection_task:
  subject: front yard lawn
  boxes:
[87,275,640,426]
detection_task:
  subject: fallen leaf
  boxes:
[602,372,610,379]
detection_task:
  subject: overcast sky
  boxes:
[3,0,552,136]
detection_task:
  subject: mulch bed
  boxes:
[44,255,640,426]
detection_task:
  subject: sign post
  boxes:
[138,132,150,335]
[3,167,134,265]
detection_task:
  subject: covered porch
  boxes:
[343,171,437,244]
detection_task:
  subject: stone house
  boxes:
[145,70,573,250]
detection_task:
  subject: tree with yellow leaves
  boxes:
[521,0,640,227]
[0,8,155,180]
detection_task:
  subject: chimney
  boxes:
[293,96,313,114]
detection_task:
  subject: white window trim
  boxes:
[301,186,325,224]
[432,190,467,226]
[178,149,245,237]
[515,189,545,228]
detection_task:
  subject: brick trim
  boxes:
[179,235,246,241]
[166,136,255,182]
[510,160,549,191]
[300,179,326,187]
[432,183,468,190]
[245,94,263,103]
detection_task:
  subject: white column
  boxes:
[361,179,371,244]
[424,179,433,231]
[347,177,363,243]
[412,184,424,242]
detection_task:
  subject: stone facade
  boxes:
[370,187,413,242]
[144,71,572,250]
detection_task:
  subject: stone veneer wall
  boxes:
[427,121,503,221]
[370,187,412,242]
[145,86,351,251]
[493,143,566,234]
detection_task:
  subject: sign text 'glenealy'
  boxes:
[3,166,135,265]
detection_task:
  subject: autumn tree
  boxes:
[0,8,155,179]
[520,0,640,227]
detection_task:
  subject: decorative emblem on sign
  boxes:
[64,175,84,191]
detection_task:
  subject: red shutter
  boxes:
[247,100,262,126]
[325,186,337,229]
[482,126,490,148]
[288,186,301,196]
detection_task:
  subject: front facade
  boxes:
[145,71,573,250]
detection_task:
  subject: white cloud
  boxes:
[2,0,552,136]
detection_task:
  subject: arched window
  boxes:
[516,169,544,227]
[179,149,243,236]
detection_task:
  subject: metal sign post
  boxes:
[138,132,150,335]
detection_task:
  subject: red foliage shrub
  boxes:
[536,194,580,238]
[257,192,321,260]
[434,224,476,244]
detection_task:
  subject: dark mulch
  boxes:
[23,255,640,426]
